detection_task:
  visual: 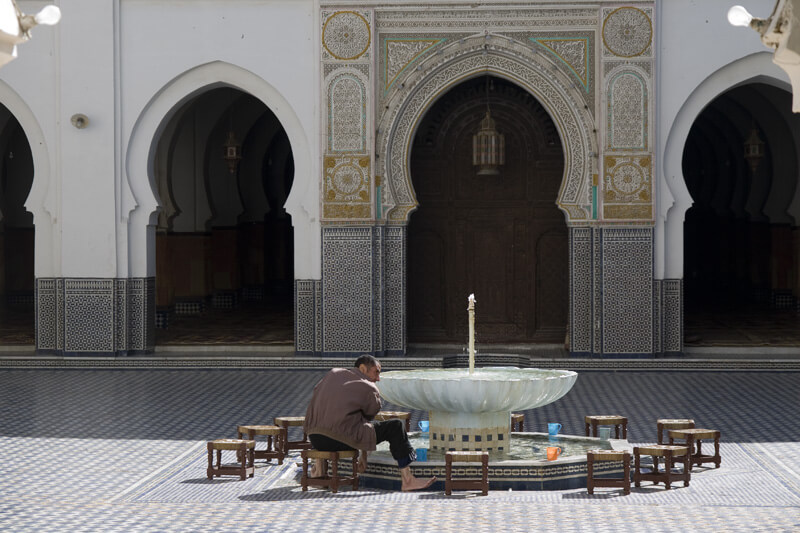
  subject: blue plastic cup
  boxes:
[418,420,429,433]
[548,423,562,436]
[598,427,611,440]
[416,448,427,462]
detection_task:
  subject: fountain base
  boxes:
[429,410,509,452]
[355,433,632,491]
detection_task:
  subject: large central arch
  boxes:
[377,34,597,224]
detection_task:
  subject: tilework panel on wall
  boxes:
[322,226,373,353]
[601,228,653,354]
[663,279,683,354]
[384,226,406,353]
[35,278,59,351]
[653,279,662,354]
[372,227,383,352]
[65,279,115,353]
[592,228,603,354]
[35,277,155,356]
[569,228,593,353]
[295,280,321,354]
[115,280,128,352]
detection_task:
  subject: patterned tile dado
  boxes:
[663,279,683,354]
[64,279,115,353]
[295,280,322,354]
[569,228,593,353]
[35,278,155,356]
[322,227,373,353]
[383,226,406,353]
[601,228,654,354]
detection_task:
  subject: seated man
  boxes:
[303,354,435,491]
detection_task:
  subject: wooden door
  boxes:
[408,77,567,343]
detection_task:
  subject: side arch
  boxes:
[125,61,317,278]
[0,80,55,277]
[660,52,790,278]
[376,34,597,224]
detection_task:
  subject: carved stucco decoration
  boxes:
[323,155,371,220]
[384,38,446,93]
[327,69,368,153]
[603,154,652,220]
[607,68,648,151]
[602,7,653,58]
[531,37,590,93]
[322,11,371,61]
[376,34,596,223]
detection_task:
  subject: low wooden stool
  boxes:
[375,410,411,432]
[300,449,359,493]
[657,419,695,444]
[274,416,312,454]
[585,415,628,439]
[511,413,524,432]
[237,425,284,464]
[587,450,631,495]
[445,451,489,496]
[634,445,690,490]
[668,428,721,470]
[207,439,255,481]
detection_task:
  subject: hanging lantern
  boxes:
[743,122,764,175]
[223,130,241,174]
[472,77,505,176]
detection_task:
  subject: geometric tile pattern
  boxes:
[296,279,322,354]
[322,226,373,353]
[383,226,406,354]
[0,368,798,531]
[663,279,682,354]
[601,228,653,354]
[569,228,593,353]
[34,277,155,356]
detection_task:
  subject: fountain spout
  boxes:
[468,294,476,374]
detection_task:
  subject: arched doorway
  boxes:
[408,76,567,344]
[683,82,800,345]
[0,104,34,345]
[153,87,294,345]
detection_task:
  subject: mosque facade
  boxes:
[0,1,795,357]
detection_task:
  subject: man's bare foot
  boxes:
[309,458,327,478]
[400,466,436,491]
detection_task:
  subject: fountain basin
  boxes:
[355,433,632,491]
[377,368,577,451]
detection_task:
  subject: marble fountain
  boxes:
[357,295,631,491]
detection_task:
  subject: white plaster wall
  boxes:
[1,0,321,280]
[656,0,791,279]
[121,0,320,279]
[2,1,61,278]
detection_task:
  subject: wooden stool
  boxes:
[657,419,695,444]
[375,410,411,432]
[300,449,359,493]
[585,415,628,439]
[511,413,524,432]
[445,451,489,496]
[207,439,255,480]
[237,425,284,464]
[634,445,690,490]
[587,450,631,495]
[274,416,312,453]
[668,428,721,470]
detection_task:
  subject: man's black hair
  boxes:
[354,354,379,368]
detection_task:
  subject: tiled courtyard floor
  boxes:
[1,367,799,532]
